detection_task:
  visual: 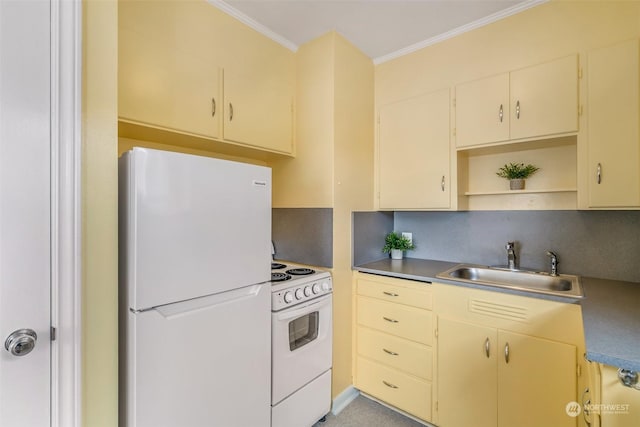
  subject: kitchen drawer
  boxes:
[356,356,432,422]
[357,326,432,380]
[357,275,432,310]
[357,296,432,345]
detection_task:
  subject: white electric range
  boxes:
[270,261,333,427]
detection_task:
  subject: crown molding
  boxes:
[373,0,548,65]
[208,0,547,65]
[207,0,299,52]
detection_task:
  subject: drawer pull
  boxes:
[383,348,399,356]
[484,337,490,358]
[383,291,399,297]
[383,317,399,323]
[504,342,510,364]
[382,380,398,389]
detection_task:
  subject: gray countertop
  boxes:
[354,257,640,372]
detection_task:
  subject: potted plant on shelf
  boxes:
[382,231,415,260]
[496,162,540,190]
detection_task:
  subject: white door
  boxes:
[0,1,52,426]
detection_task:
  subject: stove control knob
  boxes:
[304,286,312,297]
[283,292,293,304]
[321,281,330,291]
[312,283,320,294]
[295,288,304,300]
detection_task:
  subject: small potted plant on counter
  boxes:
[496,162,540,190]
[382,231,415,260]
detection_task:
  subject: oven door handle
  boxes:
[275,295,331,321]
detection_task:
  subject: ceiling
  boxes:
[209,0,546,64]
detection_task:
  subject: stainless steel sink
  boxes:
[436,264,584,298]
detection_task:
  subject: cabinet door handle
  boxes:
[515,100,521,119]
[484,337,490,358]
[582,387,592,426]
[383,291,399,297]
[441,175,445,192]
[211,97,216,117]
[597,163,602,184]
[382,380,399,389]
[383,348,399,356]
[229,103,234,121]
[504,342,510,364]
[383,316,399,323]
[499,104,504,122]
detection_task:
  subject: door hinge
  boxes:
[579,105,584,116]
[50,326,56,341]
[435,400,439,411]
[578,67,583,79]
[577,364,582,377]
[434,328,438,338]
[453,98,456,107]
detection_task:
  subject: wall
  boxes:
[376,1,640,106]
[270,31,374,398]
[82,0,118,426]
[394,210,640,283]
[271,33,335,208]
[330,34,375,397]
[272,208,333,267]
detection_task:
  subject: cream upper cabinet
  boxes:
[378,88,450,209]
[586,39,640,208]
[118,2,295,155]
[455,73,510,148]
[455,55,578,148]
[223,70,293,154]
[509,55,579,140]
[119,27,221,139]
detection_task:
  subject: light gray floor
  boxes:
[312,395,426,427]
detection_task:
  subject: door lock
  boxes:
[4,329,37,357]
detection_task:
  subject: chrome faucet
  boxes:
[506,242,518,270]
[546,251,559,276]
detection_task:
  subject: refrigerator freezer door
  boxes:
[121,283,271,427]
[120,148,271,310]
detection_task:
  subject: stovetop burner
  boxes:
[286,268,315,276]
[271,262,287,270]
[271,272,291,282]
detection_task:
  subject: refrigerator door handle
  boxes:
[147,284,264,319]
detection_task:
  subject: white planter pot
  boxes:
[510,179,525,190]
[390,249,403,260]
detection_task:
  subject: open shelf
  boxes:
[464,188,577,196]
[457,136,578,210]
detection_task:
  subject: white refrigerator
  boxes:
[119,148,272,427]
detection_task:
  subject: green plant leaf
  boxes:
[496,162,540,180]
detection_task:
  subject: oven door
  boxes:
[271,294,332,405]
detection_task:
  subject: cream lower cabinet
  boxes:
[353,273,434,422]
[434,283,585,427]
[586,38,640,208]
[585,362,640,427]
[377,88,450,210]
